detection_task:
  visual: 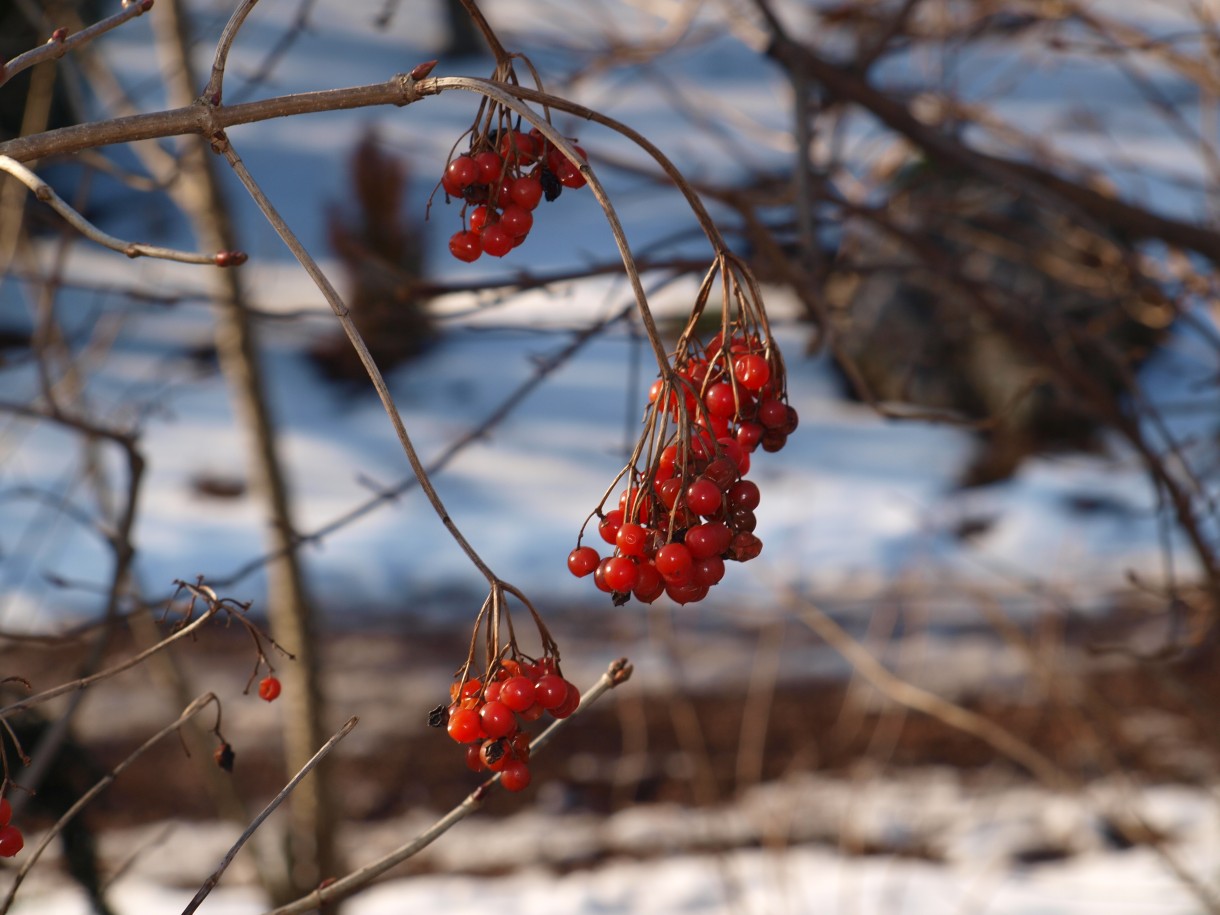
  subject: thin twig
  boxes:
[0,0,154,91]
[182,716,359,915]
[0,156,244,265]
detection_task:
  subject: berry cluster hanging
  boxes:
[436,57,588,263]
[428,584,579,791]
[569,253,797,606]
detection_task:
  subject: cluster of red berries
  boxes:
[430,656,580,792]
[442,127,587,262]
[568,331,797,605]
[0,797,23,857]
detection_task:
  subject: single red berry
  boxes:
[556,158,587,188]
[448,230,482,263]
[465,744,486,772]
[783,405,800,434]
[499,204,533,238]
[500,759,532,792]
[728,479,761,511]
[0,798,10,829]
[442,155,478,195]
[474,150,503,183]
[685,478,723,517]
[761,430,788,453]
[728,531,763,561]
[593,559,614,593]
[480,737,511,771]
[484,679,503,702]
[693,555,726,587]
[704,382,738,418]
[469,205,491,233]
[0,825,22,858]
[731,507,758,532]
[534,674,570,710]
[686,522,732,559]
[499,130,539,163]
[656,478,683,510]
[758,399,788,429]
[258,676,282,702]
[703,456,739,491]
[509,175,543,210]
[510,732,531,762]
[666,580,709,605]
[517,701,546,722]
[447,707,485,743]
[550,681,581,718]
[633,560,665,603]
[598,509,624,545]
[603,556,639,592]
[500,676,536,713]
[479,700,518,739]
[733,354,771,391]
[480,224,513,257]
[616,522,650,557]
[655,542,693,580]
[568,546,600,577]
[736,421,764,451]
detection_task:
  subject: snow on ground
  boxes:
[15,773,1220,914]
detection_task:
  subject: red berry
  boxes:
[656,478,683,510]
[603,556,639,592]
[728,480,761,511]
[500,676,536,713]
[685,478,723,517]
[686,522,732,559]
[666,580,709,605]
[703,456,738,491]
[448,230,482,262]
[258,676,282,702]
[758,399,788,429]
[568,545,600,577]
[443,155,478,195]
[479,700,518,739]
[479,738,510,771]
[550,682,581,718]
[598,509,624,544]
[534,674,570,710]
[469,205,491,233]
[761,430,788,453]
[517,702,546,722]
[783,406,800,434]
[0,798,10,829]
[633,560,665,603]
[465,744,486,772]
[736,421,764,451]
[693,555,726,587]
[499,204,533,238]
[729,531,763,561]
[733,354,771,391]
[509,175,543,209]
[474,150,503,183]
[480,224,513,257]
[704,382,738,418]
[500,759,532,792]
[556,158,587,188]
[655,542,693,580]
[484,679,503,702]
[593,559,614,593]
[499,130,539,163]
[616,522,650,557]
[447,707,484,743]
[0,825,22,858]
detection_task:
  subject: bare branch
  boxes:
[0,156,245,265]
[182,716,359,915]
[0,0,155,91]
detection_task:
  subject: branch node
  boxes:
[409,60,438,80]
[214,250,248,267]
